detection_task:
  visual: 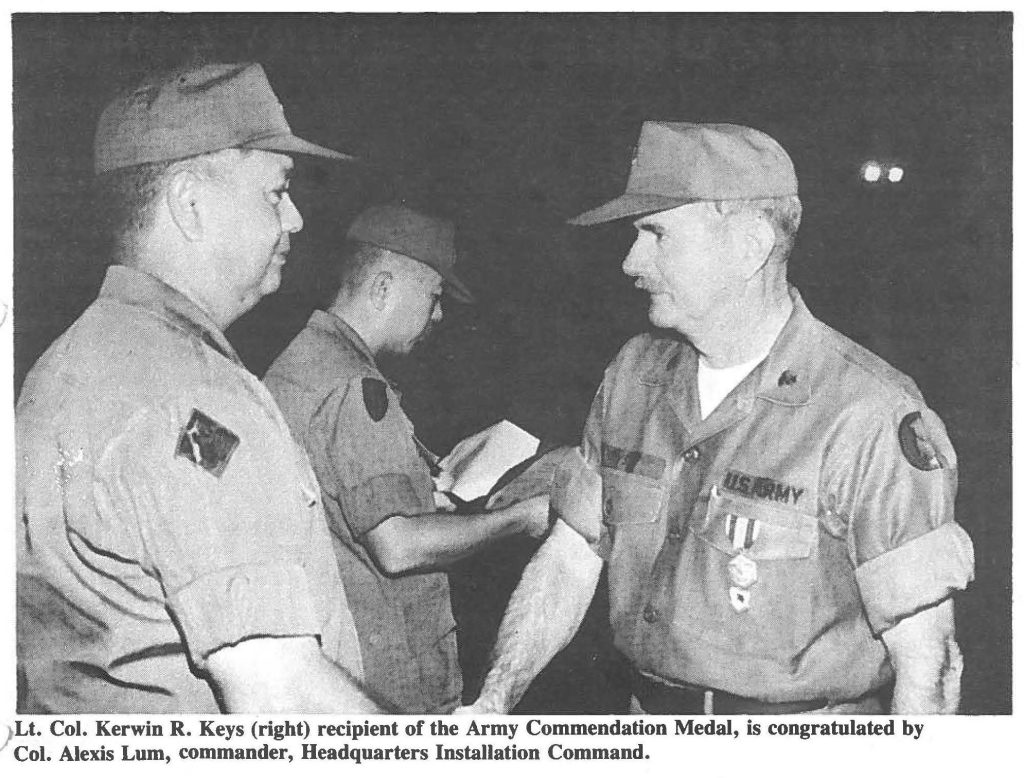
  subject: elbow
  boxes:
[365,535,419,576]
[374,545,416,575]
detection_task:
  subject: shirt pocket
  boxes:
[698,486,816,560]
[678,486,822,663]
[601,468,665,526]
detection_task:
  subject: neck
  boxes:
[690,283,793,369]
[131,254,237,331]
[328,298,384,357]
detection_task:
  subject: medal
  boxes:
[728,553,758,588]
[729,586,752,613]
[725,512,760,610]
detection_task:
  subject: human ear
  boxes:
[741,215,777,278]
[368,271,394,311]
[165,169,204,242]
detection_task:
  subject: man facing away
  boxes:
[264,203,551,713]
[461,122,974,715]
[17,62,385,713]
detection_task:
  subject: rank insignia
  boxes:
[176,409,240,478]
[362,378,389,422]
[898,411,948,471]
[728,553,758,589]
[729,586,752,614]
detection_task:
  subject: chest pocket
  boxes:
[677,485,823,663]
[601,468,665,526]
[699,486,816,560]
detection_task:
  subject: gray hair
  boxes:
[712,195,802,264]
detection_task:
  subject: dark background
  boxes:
[13,13,1011,714]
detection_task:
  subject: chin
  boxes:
[260,271,283,296]
[648,303,686,333]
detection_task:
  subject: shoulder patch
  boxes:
[362,377,389,422]
[898,411,950,471]
[176,409,240,478]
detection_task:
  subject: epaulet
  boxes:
[813,320,923,405]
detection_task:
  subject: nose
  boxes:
[280,192,304,234]
[622,235,649,277]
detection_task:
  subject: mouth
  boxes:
[271,248,289,266]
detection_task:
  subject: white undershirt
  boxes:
[697,350,770,419]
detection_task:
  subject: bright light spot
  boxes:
[861,162,882,183]
[888,166,904,183]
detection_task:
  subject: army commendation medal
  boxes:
[728,555,757,613]
[728,553,758,588]
[726,513,760,612]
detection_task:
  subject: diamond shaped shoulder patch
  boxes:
[175,409,240,478]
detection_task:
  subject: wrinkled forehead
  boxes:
[633,200,717,231]
[245,148,294,176]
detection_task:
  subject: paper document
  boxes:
[434,420,540,502]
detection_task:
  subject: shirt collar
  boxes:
[307,310,379,367]
[98,265,242,365]
[653,286,816,408]
[742,287,816,409]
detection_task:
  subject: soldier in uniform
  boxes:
[17,62,384,713]
[460,122,974,714]
[264,203,551,713]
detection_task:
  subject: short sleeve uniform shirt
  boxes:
[561,289,974,703]
[17,266,363,713]
[264,311,461,713]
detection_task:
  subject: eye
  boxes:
[637,224,665,242]
[267,184,290,205]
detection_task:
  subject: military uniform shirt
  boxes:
[17,266,363,713]
[562,288,974,703]
[264,311,461,713]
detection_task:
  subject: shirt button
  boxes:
[643,604,659,623]
[667,529,682,542]
[683,447,700,463]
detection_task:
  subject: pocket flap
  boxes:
[701,486,816,559]
[601,468,664,525]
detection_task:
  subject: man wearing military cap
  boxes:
[264,203,552,713]
[461,122,974,714]
[17,62,384,712]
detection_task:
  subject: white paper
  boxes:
[434,420,540,502]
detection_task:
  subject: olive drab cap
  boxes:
[569,122,799,225]
[94,62,354,174]
[347,204,475,304]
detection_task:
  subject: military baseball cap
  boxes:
[94,62,354,174]
[569,121,798,226]
[347,204,475,304]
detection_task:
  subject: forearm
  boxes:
[369,498,544,574]
[279,655,391,714]
[883,598,962,714]
[209,637,390,713]
[472,520,602,713]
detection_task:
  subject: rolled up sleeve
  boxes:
[321,378,433,536]
[550,382,608,555]
[828,401,975,635]
[855,522,975,634]
[168,562,322,663]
